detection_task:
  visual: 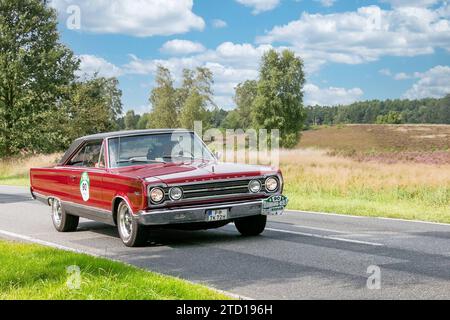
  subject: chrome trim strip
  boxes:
[31,192,111,214]
[62,200,111,214]
[138,200,263,216]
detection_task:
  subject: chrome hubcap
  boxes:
[52,199,62,226]
[119,204,133,241]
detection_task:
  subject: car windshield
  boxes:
[108,132,214,168]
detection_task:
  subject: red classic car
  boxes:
[30,129,288,247]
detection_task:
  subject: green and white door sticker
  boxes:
[80,172,90,202]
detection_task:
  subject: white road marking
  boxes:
[293,225,349,234]
[0,229,98,256]
[265,228,384,246]
[286,210,450,227]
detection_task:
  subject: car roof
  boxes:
[76,128,193,141]
[59,129,193,165]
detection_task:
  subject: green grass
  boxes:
[286,192,450,224]
[0,241,230,300]
[0,174,29,186]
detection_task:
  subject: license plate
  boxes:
[206,209,229,222]
[262,195,289,216]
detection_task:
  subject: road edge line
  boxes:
[286,209,450,227]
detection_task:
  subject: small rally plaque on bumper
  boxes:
[262,195,289,216]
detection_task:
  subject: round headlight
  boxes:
[169,187,183,201]
[265,177,279,192]
[249,180,262,193]
[150,187,165,204]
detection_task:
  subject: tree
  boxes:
[63,77,123,144]
[124,110,140,130]
[149,65,179,128]
[376,111,403,124]
[179,91,208,130]
[234,80,257,129]
[178,67,214,130]
[0,0,79,155]
[222,110,241,130]
[137,113,152,129]
[253,50,306,148]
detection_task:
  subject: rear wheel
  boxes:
[117,201,148,247]
[235,215,267,236]
[51,198,79,232]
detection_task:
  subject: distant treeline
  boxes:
[305,95,450,126]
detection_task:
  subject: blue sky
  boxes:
[50,0,450,113]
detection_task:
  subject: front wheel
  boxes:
[51,198,79,232]
[235,215,267,236]
[117,201,148,247]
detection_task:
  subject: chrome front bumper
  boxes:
[135,200,266,226]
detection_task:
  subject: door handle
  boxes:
[70,175,77,181]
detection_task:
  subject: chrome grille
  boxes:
[147,176,280,207]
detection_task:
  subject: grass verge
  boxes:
[0,240,230,300]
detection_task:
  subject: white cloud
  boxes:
[51,0,205,37]
[160,39,206,55]
[235,0,280,14]
[315,0,336,8]
[212,19,227,28]
[76,54,122,78]
[379,68,392,76]
[304,84,364,106]
[393,72,411,80]
[257,4,450,66]
[403,65,450,99]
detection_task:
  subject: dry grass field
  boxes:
[300,124,450,164]
[280,148,450,223]
[0,153,62,186]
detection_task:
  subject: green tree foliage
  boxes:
[148,66,214,130]
[253,49,306,148]
[221,110,241,130]
[0,0,79,155]
[305,95,450,126]
[178,67,214,130]
[148,66,179,129]
[234,80,257,129]
[207,107,228,128]
[137,113,152,129]
[124,110,141,130]
[376,111,403,124]
[179,91,208,130]
[62,77,123,144]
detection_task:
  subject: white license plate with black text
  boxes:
[206,209,229,222]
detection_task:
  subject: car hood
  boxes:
[113,161,279,185]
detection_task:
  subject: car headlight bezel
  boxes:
[265,177,279,192]
[149,187,165,204]
[169,187,183,201]
[248,179,262,193]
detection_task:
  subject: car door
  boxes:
[63,140,111,221]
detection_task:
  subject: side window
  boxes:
[66,141,103,167]
[83,142,102,168]
[67,146,87,166]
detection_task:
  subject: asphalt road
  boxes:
[1,186,449,299]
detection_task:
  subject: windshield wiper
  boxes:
[116,157,163,164]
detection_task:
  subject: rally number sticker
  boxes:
[80,172,90,202]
